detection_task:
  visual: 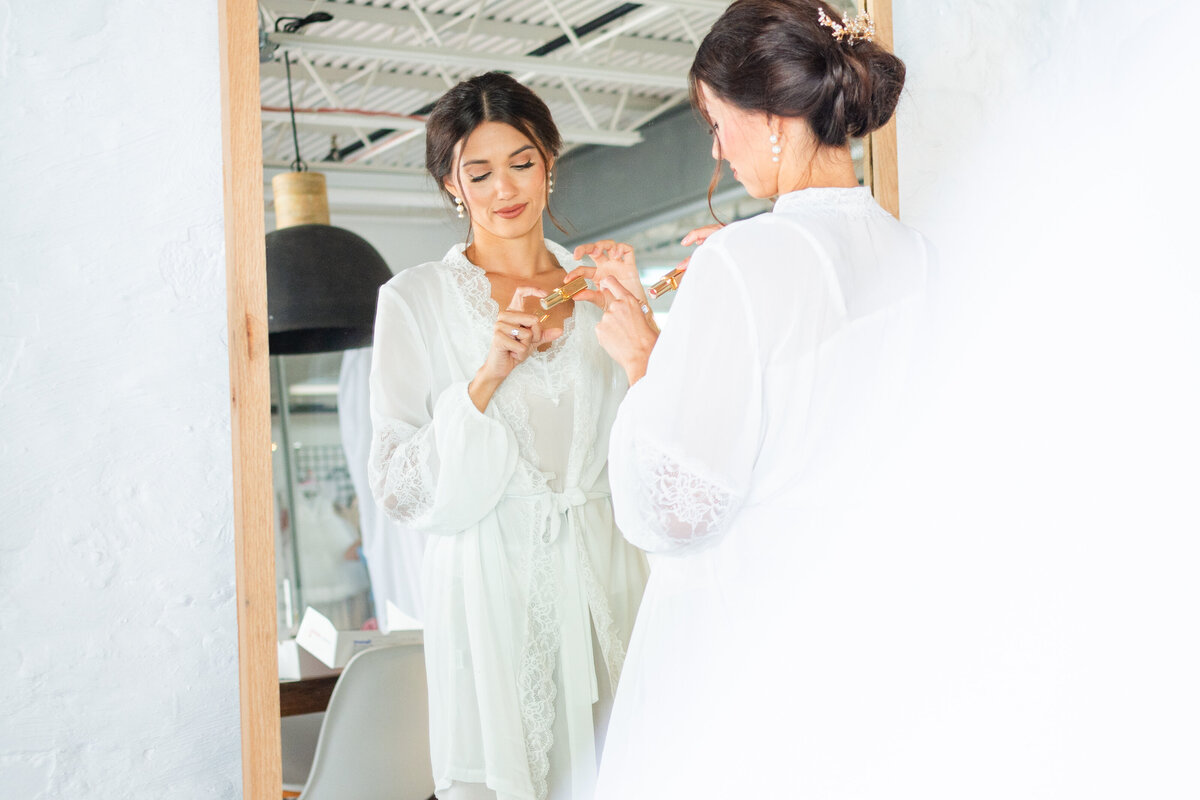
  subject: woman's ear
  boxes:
[764,112,781,141]
[443,176,459,200]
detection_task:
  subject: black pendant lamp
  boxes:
[266,13,392,355]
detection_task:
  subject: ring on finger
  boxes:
[639,302,650,314]
[510,327,521,340]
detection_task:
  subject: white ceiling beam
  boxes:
[541,0,588,56]
[643,0,731,11]
[260,61,668,112]
[560,77,600,130]
[624,91,691,131]
[264,159,425,175]
[262,109,644,147]
[459,0,488,40]
[673,10,703,48]
[343,129,425,166]
[266,185,444,209]
[262,110,425,131]
[611,88,630,131]
[268,33,690,89]
[404,1,460,91]
[295,54,372,148]
[262,0,699,59]
[573,5,674,55]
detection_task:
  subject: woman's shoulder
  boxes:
[705,211,785,249]
[707,201,849,249]
[685,211,851,322]
[696,213,825,282]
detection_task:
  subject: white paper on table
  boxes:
[295,606,339,668]
[386,599,424,633]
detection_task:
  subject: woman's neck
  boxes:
[777,143,859,195]
[466,224,558,279]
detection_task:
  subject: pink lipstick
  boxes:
[495,203,527,219]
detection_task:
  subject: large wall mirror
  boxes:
[219,0,896,796]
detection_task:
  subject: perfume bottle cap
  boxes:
[540,276,594,310]
[648,267,685,299]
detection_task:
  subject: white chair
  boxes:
[297,644,435,800]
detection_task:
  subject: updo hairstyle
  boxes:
[424,72,564,228]
[689,0,906,147]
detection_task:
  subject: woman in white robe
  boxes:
[368,73,649,800]
[589,2,933,797]
[339,345,427,625]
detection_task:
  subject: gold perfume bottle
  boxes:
[647,266,685,299]
[540,276,593,310]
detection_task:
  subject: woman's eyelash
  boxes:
[467,162,535,183]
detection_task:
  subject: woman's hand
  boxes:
[565,239,646,305]
[672,223,723,272]
[593,277,659,386]
[469,287,563,411]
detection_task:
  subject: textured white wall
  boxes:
[0,2,241,797]
[3,0,1198,796]
[875,0,1200,795]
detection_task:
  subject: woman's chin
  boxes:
[475,216,542,242]
[742,183,772,200]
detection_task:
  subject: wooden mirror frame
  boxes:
[862,0,899,218]
[219,0,279,797]
[218,0,897,795]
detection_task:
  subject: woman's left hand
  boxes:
[565,239,646,305]
[593,277,658,386]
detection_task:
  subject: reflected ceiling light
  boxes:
[266,12,392,355]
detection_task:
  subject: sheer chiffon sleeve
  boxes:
[368,283,518,535]
[608,243,764,554]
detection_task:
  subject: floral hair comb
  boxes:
[817,7,875,45]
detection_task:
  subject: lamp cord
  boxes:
[283,52,306,173]
[273,13,332,172]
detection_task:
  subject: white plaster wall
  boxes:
[0,2,242,797]
[860,0,1200,795]
[3,1,1198,797]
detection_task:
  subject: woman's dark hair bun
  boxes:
[689,0,906,146]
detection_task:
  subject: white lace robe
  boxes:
[596,188,934,799]
[368,241,649,800]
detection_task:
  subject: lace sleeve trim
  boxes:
[627,438,742,552]
[367,418,436,524]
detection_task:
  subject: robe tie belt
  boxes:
[552,486,589,513]
[504,477,616,800]
[543,486,607,544]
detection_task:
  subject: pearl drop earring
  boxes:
[454,196,465,219]
[548,170,555,194]
[769,133,781,163]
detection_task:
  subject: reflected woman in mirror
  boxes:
[367,72,650,800]
[588,1,933,797]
